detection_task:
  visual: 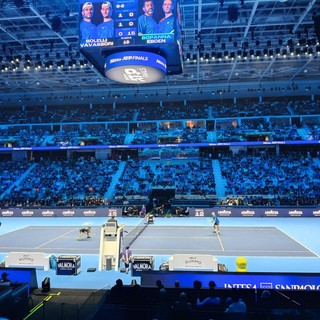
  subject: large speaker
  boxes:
[228,5,239,23]
[313,15,320,42]
[51,16,62,33]
[41,277,50,293]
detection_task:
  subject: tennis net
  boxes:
[123,214,149,248]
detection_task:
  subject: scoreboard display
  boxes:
[79,0,179,47]
[79,0,183,82]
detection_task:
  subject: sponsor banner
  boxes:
[168,254,218,271]
[5,252,50,270]
[141,271,320,291]
[0,206,318,218]
[0,207,123,217]
[313,209,320,217]
[56,255,81,275]
[188,207,318,217]
[21,210,34,217]
[1,210,14,217]
[41,210,55,217]
[131,256,155,276]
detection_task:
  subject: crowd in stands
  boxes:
[114,160,151,199]
[220,151,320,206]
[216,118,302,142]
[289,99,320,115]
[0,97,319,148]
[151,160,215,196]
[102,278,314,320]
[212,99,293,118]
[0,98,319,126]
[0,158,119,207]
[302,121,320,140]
[0,151,319,207]
[0,120,316,147]
[0,96,319,207]
[137,102,209,121]
[113,159,216,202]
[0,104,135,124]
[107,278,250,319]
[0,160,31,196]
[131,129,158,145]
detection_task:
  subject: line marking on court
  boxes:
[138,236,217,239]
[36,247,99,252]
[132,247,311,252]
[132,248,226,253]
[217,233,225,251]
[131,248,317,257]
[35,227,79,249]
[274,226,320,258]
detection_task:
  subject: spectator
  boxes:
[128,283,144,306]
[0,272,11,285]
[154,288,172,320]
[172,292,192,319]
[156,279,164,289]
[208,280,217,288]
[191,279,203,304]
[225,292,247,320]
[196,287,222,307]
[257,290,274,320]
[109,279,125,304]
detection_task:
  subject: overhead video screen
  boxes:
[79,0,183,78]
[79,0,181,48]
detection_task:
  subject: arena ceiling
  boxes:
[0,0,319,105]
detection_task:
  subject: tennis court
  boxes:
[0,224,316,258]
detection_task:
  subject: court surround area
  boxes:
[0,216,319,290]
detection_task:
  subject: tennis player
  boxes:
[211,212,220,234]
[77,226,92,240]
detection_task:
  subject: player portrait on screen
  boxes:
[97,1,114,38]
[80,2,97,40]
[158,0,174,33]
[138,0,158,35]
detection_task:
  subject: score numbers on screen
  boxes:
[115,1,137,45]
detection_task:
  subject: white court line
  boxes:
[132,248,318,256]
[133,248,226,253]
[274,226,320,258]
[217,232,225,251]
[35,227,79,249]
[37,247,98,252]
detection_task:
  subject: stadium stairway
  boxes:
[124,133,135,144]
[297,127,311,140]
[212,159,227,198]
[206,130,217,142]
[0,163,36,199]
[104,161,126,199]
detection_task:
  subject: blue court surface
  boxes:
[0,216,319,290]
